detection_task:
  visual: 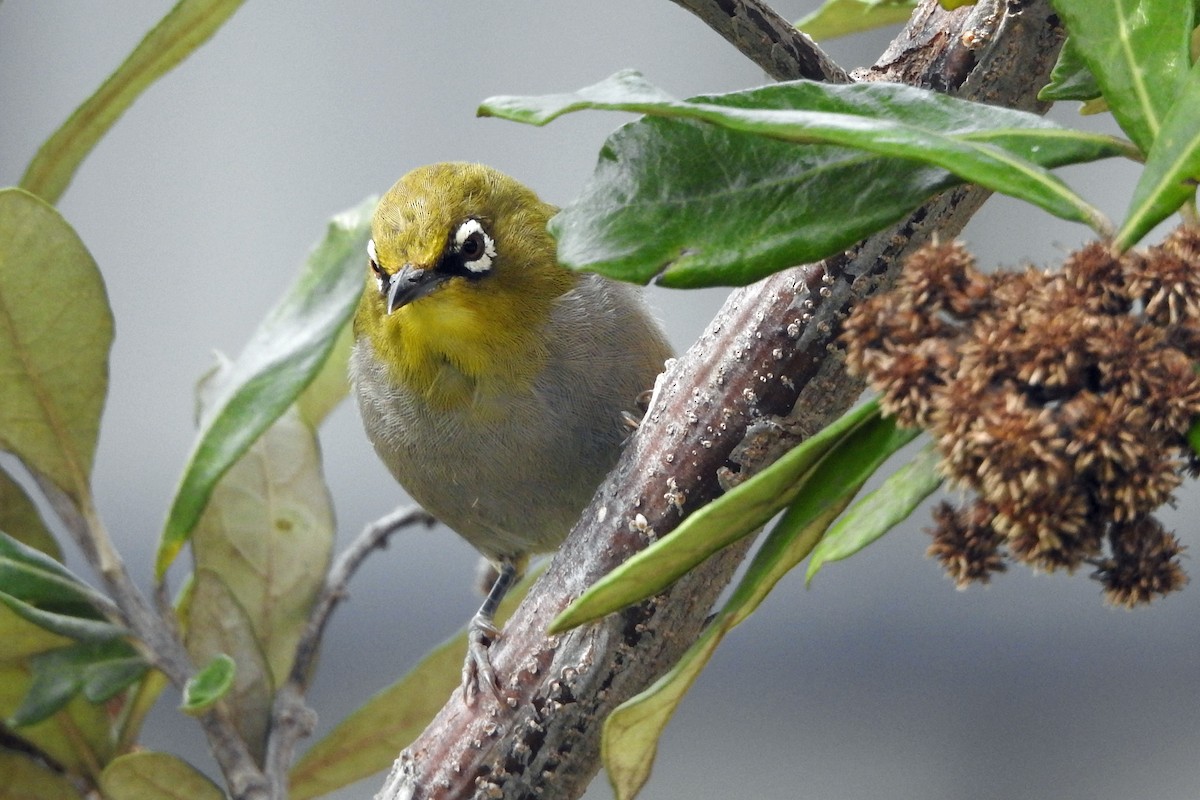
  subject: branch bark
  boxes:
[381,2,1066,798]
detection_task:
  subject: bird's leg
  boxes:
[463,558,518,702]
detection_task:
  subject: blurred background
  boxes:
[2,2,1197,799]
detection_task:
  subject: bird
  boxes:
[349,162,673,700]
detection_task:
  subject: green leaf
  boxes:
[1116,61,1200,249]
[295,320,352,427]
[0,592,124,643]
[157,196,375,577]
[289,571,537,799]
[81,655,148,704]
[481,72,1123,287]
[795,0,917,41]
[602,412,914,800]
[551,401,883,633]
[190,394,333,688]
[1039,37,1102,103]
[19,0,245,204]
[1049,0,1194,152]
[100,752,225,800]
[183,570,272,761]
[8,640,137,727]
[806,441,941,582]
[0,189,112,504]
[181,653,235,714]
[0,469,60,560]
[0,749,84,800]
[0,532,110,615]
[0,664,115,774]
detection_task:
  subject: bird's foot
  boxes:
[462,612,501,703]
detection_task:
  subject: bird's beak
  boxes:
[385,264,446,314]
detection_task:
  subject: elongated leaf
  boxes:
[550,401,882,633]
[157,197,374,577]
[806,441,941,581]
[8,640,137,727]
[1117,62,1200,249]
[0,749,84,800]
[19,0,245,204]
[0,469,60,560]
[181,653,235,714]
[481,72,1122,286]
[289,571,537,799]
[190,394,333,687]
[0,593,124,643]
[0,189,112,503]
[0,532,109,615]
[1049,0,1193,152]
[602,412,913,799]
[0,664,115,774]
[184,571,271,760]
[1039,37,1102,103]
[101,752,225,800]
[795,0,917,41]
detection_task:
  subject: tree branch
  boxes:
[666,0,850,82]
[381,2,1066,798]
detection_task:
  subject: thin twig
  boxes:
[262,505,436,793]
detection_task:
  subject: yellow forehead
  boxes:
[370,162,541,268]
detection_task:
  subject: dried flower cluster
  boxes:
[841,226,1200,606]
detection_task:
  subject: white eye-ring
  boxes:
[453,219,496,273]
[367,239,387,294]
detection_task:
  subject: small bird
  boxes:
[350,163,672,699]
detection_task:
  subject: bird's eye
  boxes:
[460,232,484,259]
[452,219,496,274]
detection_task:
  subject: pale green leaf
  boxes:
[184,571,271,759]
[289,571,536,799]
[806,441,941,582]
[157,196,374,577]
[0,189,112,503]
[796,0,917,41]
[181,653,235,714]
[1117,61,1200,249]
[19,0,245,204]
[100,752,225,800]
[0,469,60,560]
[0,664,115,775]
[8,640,137,728]
[0,603,71,664]
[190,401,334,688]
[1049,0,1194,151]
[550,401,882,633]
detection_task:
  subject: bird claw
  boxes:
[462,613,501,703]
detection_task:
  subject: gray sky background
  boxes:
[3,3,1198,799]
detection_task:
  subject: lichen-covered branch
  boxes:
[380,2,1067,798]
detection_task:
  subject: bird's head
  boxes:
[354,162,575,395]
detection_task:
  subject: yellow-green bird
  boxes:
[350,163,672,699]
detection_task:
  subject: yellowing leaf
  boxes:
[190,400,334,687]
[0,189,112,504]
[0,469,60,560]
[100,752,224,800]
[0,749,83,800]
